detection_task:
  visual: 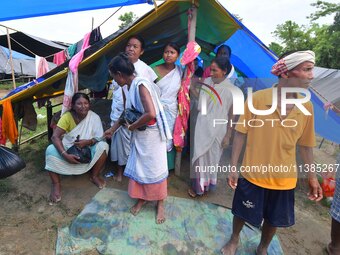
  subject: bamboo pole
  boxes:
[175,3,198,177]
[6,28,16,89]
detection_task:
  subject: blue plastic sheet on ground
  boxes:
[57,188,284,255]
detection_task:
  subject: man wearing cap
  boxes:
[221,50,323,255]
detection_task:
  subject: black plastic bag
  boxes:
[118,108,146,131]
[0,146,26,179]
[66,135,92,163]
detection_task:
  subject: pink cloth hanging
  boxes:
[53,50,67,66]
[36,56,49,78]
[62,32,91,114]
[69,32,91,73]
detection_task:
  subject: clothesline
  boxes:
[0,6,124,59]
[0,26,52,58]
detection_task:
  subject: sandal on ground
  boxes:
[188,188,207,198]
[188,188,198,198]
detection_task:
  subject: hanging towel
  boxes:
[61,70,78,114]
[53,50,67,66]
[35,56,50,78]
[90,27,102,45]
[62,32,91,115]
[1,99,18,144]
[13,98,37,131]
[67,43,77,58]
[69,32,91,73]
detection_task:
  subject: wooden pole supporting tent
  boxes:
[6,27,16,89]
[175,2,198,177]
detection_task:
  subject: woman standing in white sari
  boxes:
[45,93,109,203]
[153,42,182,170]
[189,56,235,197]
[105,53,171,224]
[109,35,158,182]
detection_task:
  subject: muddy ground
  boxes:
[0,135,337,255]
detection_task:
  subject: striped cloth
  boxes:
[271,50,315,76]
[45,141,108,175]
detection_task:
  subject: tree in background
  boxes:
[268,42,284,56]
[308,1,340,21]
[118,12,138,29]
[272,21,314,53]
[269,1,340,69]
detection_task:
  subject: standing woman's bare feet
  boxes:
[130,199,146,216]
[113,166,124,182]
[220,237,239,255]
[156,200,166,224]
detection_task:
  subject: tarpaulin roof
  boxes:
[1,46,33,59]
[0,32,68,59]
[0,46,56,76]
[0,0,339,144]
[0,46,36,76]
[0,0,153,22]
[0,0,241,103]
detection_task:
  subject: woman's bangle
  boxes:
[61,150,67,156]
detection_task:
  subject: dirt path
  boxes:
[0,89,9,98]
[0,140,335,255]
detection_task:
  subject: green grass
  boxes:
[19,100,62,143]
[15,99,62,172]
[0,82,26,90]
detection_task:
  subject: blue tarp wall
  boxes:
[222,10,340,144]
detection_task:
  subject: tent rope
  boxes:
[98,6,122,28]
[8,36,38,57]
[0,6,123,59]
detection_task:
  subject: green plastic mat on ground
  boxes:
[57,188,284,254]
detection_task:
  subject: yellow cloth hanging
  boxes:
[2,99,18,144]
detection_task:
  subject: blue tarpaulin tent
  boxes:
[222,14,340,144]
[0,0,153,22]
[0,0,339,144]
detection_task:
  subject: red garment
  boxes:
[202,66,211,79]
[147,118,157,126]
[128,179,167,201]
[173,41,200,148]
[1,99,18,144]
[173,66,192,148]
